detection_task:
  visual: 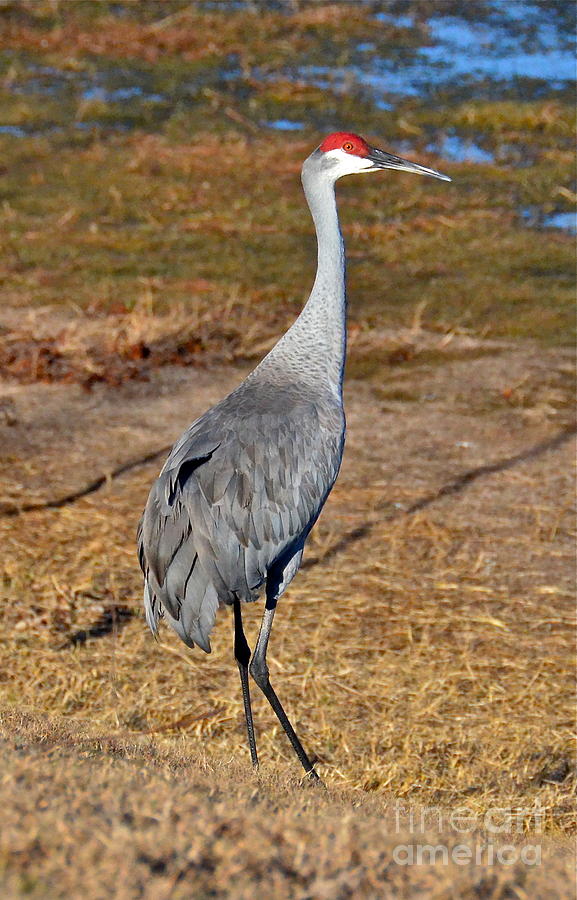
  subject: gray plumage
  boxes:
[137,133,450,777]
[138,379,343,652]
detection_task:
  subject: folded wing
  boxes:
[138,382,343,652]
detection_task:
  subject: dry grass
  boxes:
[0,710,573,900]
[0,332,574,895]
[0,126,573,344]
[0,299,532,390]
[0,293,284,388]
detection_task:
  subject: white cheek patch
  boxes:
[324,149,348,161]
[325,148,374,174]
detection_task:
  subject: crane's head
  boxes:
[308,131,451,183]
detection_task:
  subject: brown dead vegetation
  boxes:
[0,708,574,900]
[1,334,574,835]
[0,298,280,389]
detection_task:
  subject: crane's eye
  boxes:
[342,141,354,152]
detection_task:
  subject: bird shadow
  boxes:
[11,422,576,650]
[302,424,576,571]
[58,605,135,649]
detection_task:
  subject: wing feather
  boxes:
[138,380,344,652]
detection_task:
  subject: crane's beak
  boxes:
[367,146,451,182]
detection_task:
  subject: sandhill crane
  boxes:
[138,132,450,780]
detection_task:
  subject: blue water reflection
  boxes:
[425,17,575,84]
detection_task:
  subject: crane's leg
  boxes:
[233,599,258,769]
[249,598,320,782]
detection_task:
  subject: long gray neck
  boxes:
[254,162,346,398]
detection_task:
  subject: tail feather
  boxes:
[180,564,220,653]
[144,560,220,654]
[143,582,161,638]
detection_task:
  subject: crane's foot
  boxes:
[301,768,326,790]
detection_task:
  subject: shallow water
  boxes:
[521,207,577,234]
[2,3,573,128]
[0,0,574,232]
